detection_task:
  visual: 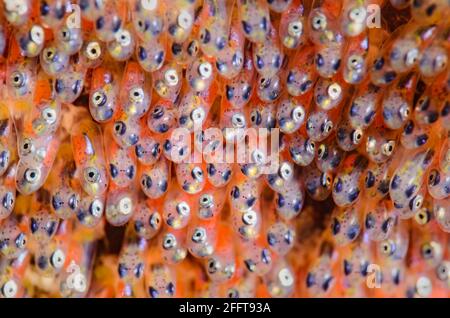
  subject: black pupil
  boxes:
[89,172,95,178]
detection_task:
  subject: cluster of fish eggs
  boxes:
[0,0,448,298]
